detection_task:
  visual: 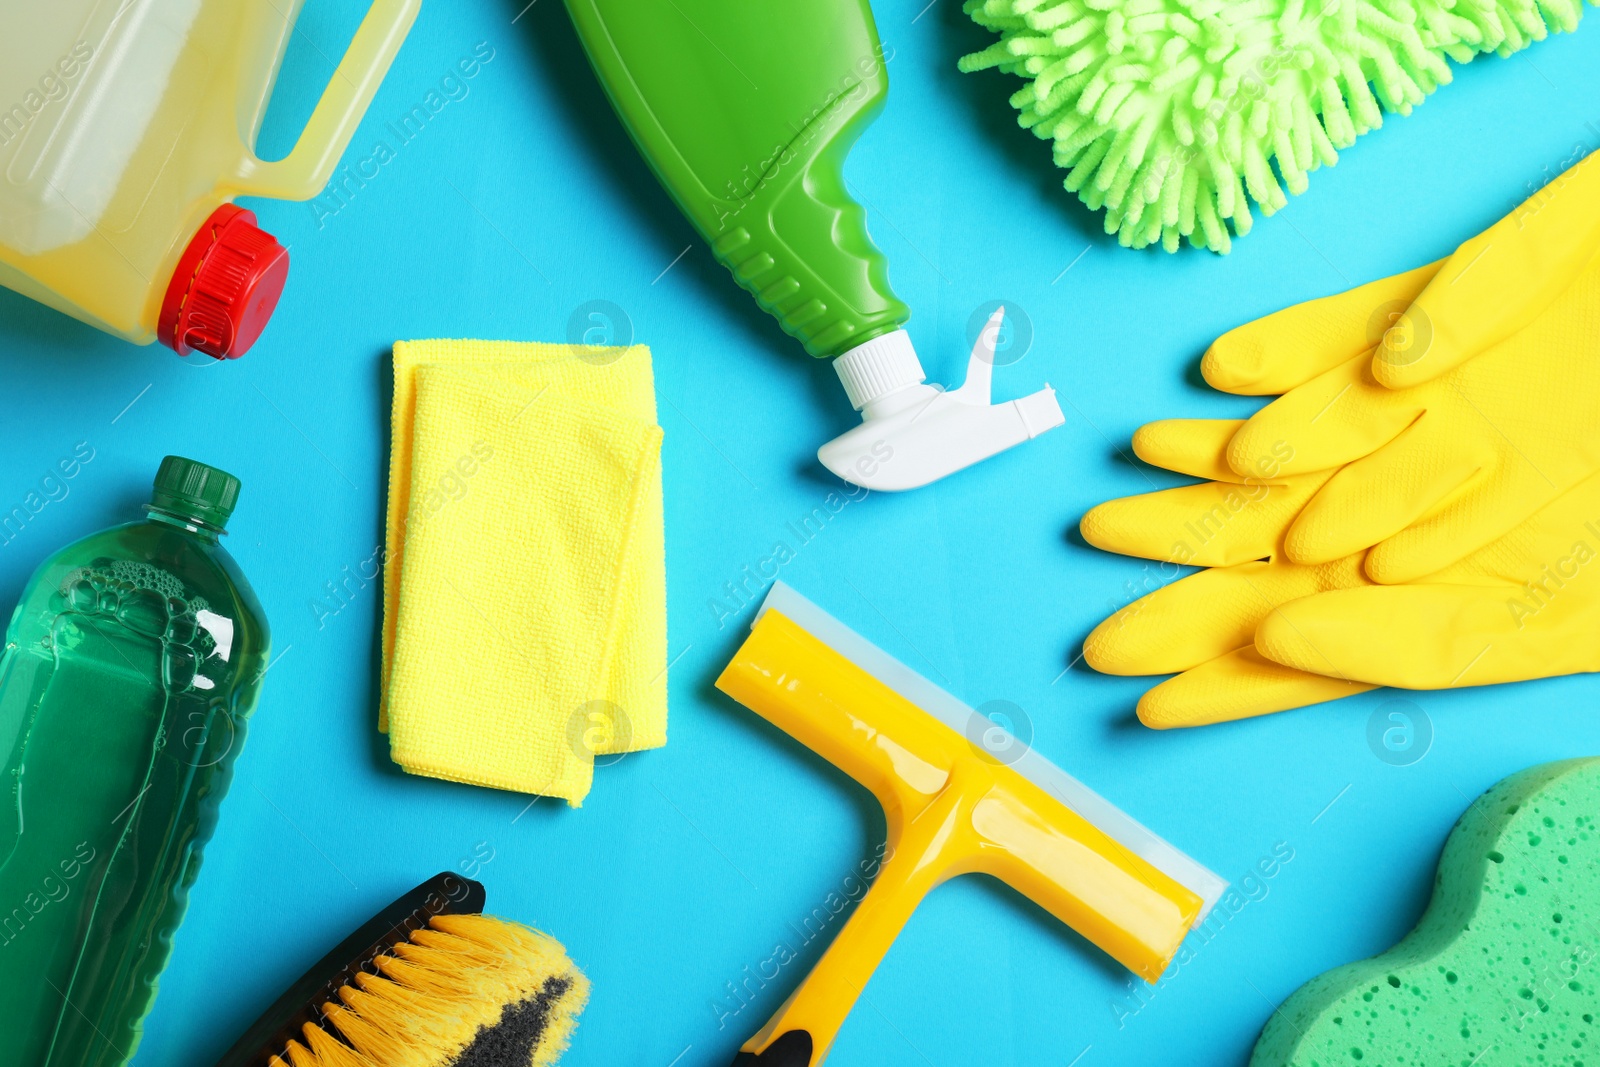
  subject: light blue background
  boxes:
[1,2,1598,1064]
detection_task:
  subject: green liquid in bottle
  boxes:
[0,456,268,1067]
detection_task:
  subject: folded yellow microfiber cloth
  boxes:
[381,339,666,806]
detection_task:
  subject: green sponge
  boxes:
[960,0,1593,253]
[1251,757,1600,1067]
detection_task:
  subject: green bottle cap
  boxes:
[151,456,241,529]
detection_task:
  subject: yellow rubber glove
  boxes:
[1085,424,1600,727]
[1196,153,1600,585]
[1081,419,1375,727]
[1258,469,1600,691]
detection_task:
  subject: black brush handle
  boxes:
[731,1030,815,1066]
[214,872,486,1067]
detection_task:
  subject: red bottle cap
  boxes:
[159,204,289,359]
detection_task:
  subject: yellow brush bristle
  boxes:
[272,914,587,1067]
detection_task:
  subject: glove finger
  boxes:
[1283,412,1485,565]
[1374,157,1600,389]
[1086,565,1272,674]
[1420,468,1600,588]
[1203,261,1443,395]
[1084,555,1367,674]
[1136,647,1376,729]
[1131,419,1252,482]
[1365,464,1564,584]
[1256,584,1598,688]
[1081,476,1322,567]
[1226,352,1424,478]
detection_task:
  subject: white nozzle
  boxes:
[818,309,1065,491]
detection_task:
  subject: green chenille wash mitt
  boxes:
[960,0,1593,252]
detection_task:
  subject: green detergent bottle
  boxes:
[0,456,268,1067]
[565,0,1064,490]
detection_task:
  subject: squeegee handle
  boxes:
[731,787,968,1066]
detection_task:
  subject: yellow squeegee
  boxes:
[716,582,1226,1066]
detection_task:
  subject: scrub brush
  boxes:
[214,873,587,1067]
[960,0,1594,252]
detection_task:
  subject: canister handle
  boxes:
[230,0,422,200]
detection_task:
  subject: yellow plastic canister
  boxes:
[0,0,419,356]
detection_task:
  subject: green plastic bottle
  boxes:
[0,457,268,1067]
[566,0,904,358]
[565,0,1064,491]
